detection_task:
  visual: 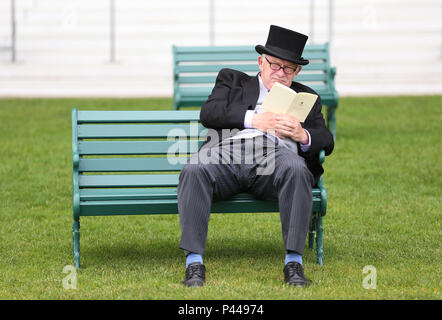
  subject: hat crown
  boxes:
[265,25,308,58]
[255,25,309,65]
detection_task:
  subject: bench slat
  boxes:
[80,188,178,201]
[174,46,256,53]
[79,157,186,172]
[78,199,278,216]
[79,199,180,215]
[177,75,218,84]
[175,52,259,62]
[78,110,200,123]
[78,124,204,138]
[178,85,330,98]
[78,140,201,155]
[80,188,308,202]
[176,64,259,73]
[80,187,321,203]
[79,174,179,188]
[78,190,322,216]
[177,73,328,84]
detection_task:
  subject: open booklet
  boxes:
[262,82,318,122]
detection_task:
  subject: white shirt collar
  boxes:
[258,74,270,93]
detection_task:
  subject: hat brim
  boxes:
[255,45,309,66]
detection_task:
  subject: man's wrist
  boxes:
[299,129,311,152]
[300,129,309,145]
[244,110,255,129]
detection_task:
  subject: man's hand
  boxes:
[274,114,309,144]
[251,111,279,134]
[252,112,309,144]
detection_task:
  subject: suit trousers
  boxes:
[177,135,314,256]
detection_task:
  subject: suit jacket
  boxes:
[199,68,334,183]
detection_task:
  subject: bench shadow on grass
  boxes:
[80,237,284,269]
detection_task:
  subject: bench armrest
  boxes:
[318,149,325,165]
[316,149,327,216]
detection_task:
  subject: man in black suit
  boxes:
[178,25,334,287]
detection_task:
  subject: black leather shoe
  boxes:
[283,262,311,287]
[183,262,206,287]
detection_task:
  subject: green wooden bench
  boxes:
[173,44,338,139]
[72,109,328,269]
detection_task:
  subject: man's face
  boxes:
[258,54,302,90]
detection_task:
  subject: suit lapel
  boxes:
[241,74,260,108]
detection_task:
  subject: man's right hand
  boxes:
[252,112,308,143]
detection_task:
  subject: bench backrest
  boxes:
[72,109,326,218]
[173,44,337,109]
[72,109,203,193]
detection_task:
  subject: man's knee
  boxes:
[277,155,313,186]
[180,163,208,182]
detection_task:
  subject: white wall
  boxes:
[0,0,441,97]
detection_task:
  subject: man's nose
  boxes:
[275,68,286,77]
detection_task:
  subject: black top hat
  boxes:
[255,25,309,66]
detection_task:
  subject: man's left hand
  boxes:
[274,115,309,144]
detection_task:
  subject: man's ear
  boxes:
[295,65,302,76]
[258,56,264,72]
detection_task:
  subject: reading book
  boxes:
[262,82,318,122]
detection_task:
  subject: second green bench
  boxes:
[173,44,338,139]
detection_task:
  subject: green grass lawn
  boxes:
[0,96,440,299]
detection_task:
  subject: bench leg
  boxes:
[308,214,316,250]
[73,219,80,269]
[315,215,324,265]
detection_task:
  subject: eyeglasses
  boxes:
[264,56,298,74]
